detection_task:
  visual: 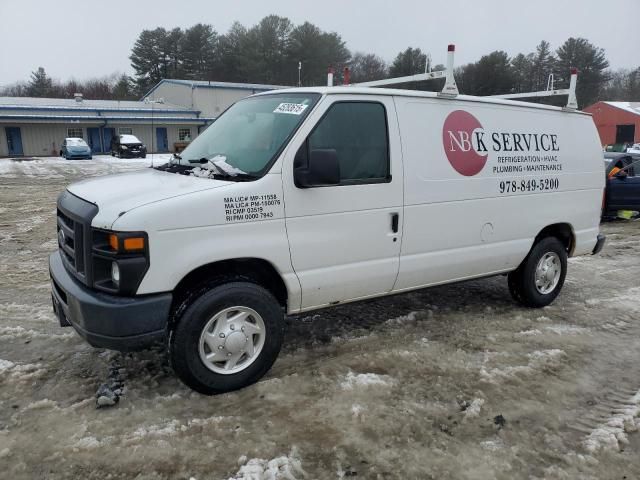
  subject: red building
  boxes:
[583,101,640,147]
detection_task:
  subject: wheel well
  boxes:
[172,258,288,311]
[534,223,575,255]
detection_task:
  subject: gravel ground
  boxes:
[0,156,639,480]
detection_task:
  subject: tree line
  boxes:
[1,68,137,101]
[1,14,638,109]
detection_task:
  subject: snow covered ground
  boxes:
[0,154,172,179]
[1,158,640,479]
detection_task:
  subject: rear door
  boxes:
[282,95,404,310]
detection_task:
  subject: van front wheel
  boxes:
[169,281,284,395]
[508,237,567,308]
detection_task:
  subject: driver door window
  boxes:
[302,102,390,185]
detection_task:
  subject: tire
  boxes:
[111,150,115,157]
[508,237,567,308]
[169,281,284,395]
[141,154,146,159]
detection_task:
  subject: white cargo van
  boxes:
[50,87,605,394]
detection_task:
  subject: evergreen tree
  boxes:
[112,74,136,100]
[389,47,427,77]
[217,22,249,82]
[511,53,535,93]
[243,15,294,84]
[457,51,515,96]
[28,67,53,97]
[554,37,609,108]
[130,27,184,95]
[181,24,219,80]
[286,21,350,86]
[532,40,554,91]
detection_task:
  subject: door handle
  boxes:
[391,213,399,233]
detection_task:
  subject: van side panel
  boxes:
[393,97,603,291]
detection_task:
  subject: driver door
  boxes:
[282,95,404,310]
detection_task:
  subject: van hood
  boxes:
[67,169,231,229]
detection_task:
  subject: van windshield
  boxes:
[174,93,320,176]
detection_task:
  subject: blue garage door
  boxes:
[5,127,24,156]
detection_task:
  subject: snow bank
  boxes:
[229,448,305,480]
[0,359,47,381]
[463,398,485,419]
[544,325,589,336]
[516,329,542,336]
[583,390,640,453]
[340,371,394,390]
[480,349,566,383]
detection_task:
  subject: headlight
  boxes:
[91,230,149,295]
[111,261,120,285]
[121,145,128,150]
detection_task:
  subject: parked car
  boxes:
[627,143,640,154]
[603,152,640,216]
[50,87,605,395]
[60,138,92,160]
[110,134,147,158]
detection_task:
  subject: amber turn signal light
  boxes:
[108,234,119,251]
[123,237,145,251]
[108,234,145,252]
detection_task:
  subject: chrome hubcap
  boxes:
[534,252,561,295]
[198,306,266,375]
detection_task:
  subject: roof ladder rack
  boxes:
[335,45,578,109]
[489,68,578,109]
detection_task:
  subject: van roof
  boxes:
[255,86,590,115]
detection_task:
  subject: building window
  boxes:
[179,128,192,141]
[119,127,133,135]
[67,127,83,139]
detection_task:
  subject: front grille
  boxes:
[56,190,98,286]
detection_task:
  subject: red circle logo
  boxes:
[442,110,488,176]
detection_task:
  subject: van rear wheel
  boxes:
[508,237,567,308]
[169,281,284,395]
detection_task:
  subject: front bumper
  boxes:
[119,149,145,158]
[66,150,91,158]
[49,251,172,351]
[592,234,606,255]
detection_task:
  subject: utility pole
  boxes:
[298,61,302,87]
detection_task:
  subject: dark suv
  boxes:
[110,134,147,158]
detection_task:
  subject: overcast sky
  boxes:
[0,0,638,87]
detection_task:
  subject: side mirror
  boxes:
[294,148,340,188]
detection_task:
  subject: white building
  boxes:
[0,95,211,157]
[1,80,284,158]
[142,79,285,118]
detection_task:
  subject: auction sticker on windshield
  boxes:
[273,103,308,115]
